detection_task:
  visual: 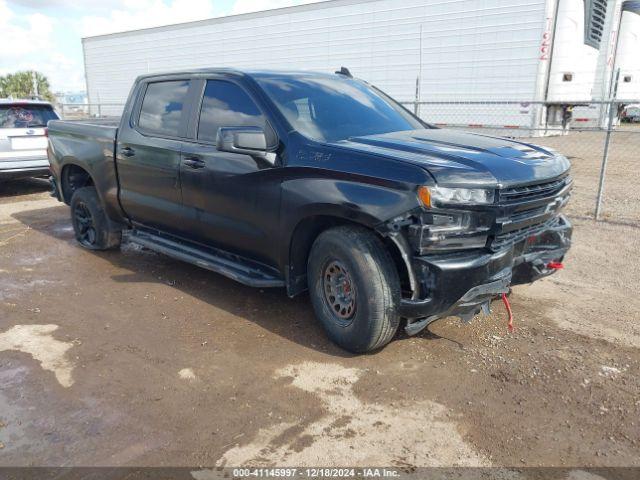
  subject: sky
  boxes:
[0,0,320,93]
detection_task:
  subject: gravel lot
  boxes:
[1,130,639,470]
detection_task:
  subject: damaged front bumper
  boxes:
[399,214,572,334]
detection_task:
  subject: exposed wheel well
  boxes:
[287,215,411,297]
[61,164,94,204]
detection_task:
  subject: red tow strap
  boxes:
[499,262,563,333]
[502,293,514,333]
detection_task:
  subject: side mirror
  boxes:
[217,127,274,163]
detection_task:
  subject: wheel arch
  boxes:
[60,162,96,204]
[285,212,411,298]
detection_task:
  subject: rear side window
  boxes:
[138,80,190,137]
[0,104,58,128]
[197,80,267,143]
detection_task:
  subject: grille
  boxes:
[507,205,548,223]
[490,217,561,252]
[498,176,571,204]
[584,0,608,49]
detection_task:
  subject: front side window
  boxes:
[138,80,190,137]
[255,74,424,143]
[197,80,267,143]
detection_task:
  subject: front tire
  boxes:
[70,187,121,250]
[307,226,400,353]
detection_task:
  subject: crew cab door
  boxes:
[116,78,194,235]
[179,78,282,267]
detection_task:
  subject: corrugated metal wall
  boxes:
[83,0,549,117]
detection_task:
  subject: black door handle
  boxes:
[183,156,205,169]
[121,147,135,157]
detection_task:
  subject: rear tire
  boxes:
[70,187,121,250]
[307,226,400,353]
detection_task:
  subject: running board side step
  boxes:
[126,230,285,288]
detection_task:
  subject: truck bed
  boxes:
[48,118,119,137]
[55,117,121,127]
[47,119,123,225]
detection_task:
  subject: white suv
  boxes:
[0,99,59,181]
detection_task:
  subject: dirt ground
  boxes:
[1,131,639,471]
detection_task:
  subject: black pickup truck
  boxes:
[47,69,572,353]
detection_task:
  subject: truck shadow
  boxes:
[0,178,50,198]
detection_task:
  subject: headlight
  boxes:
[407,210,494,253]
[418,186,494,207]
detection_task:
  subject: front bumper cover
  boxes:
[399,214,572,332]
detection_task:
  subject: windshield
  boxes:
[0,104,58,128]
[255,74,424,142]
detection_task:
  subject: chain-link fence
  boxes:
[56,103,124,120]
[57,100,639,225]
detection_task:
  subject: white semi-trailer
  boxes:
[614,1,640,99]
[82,0,611,134]
[573,0,640,127]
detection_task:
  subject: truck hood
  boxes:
[335,129,571,187]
